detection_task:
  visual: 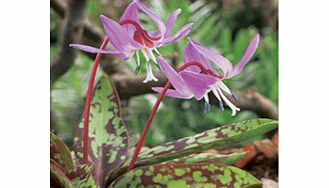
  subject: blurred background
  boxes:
[50,0,277,150]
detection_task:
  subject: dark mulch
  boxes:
[245,153,278,182]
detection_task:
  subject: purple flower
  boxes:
[152,35,260,115]
[69,0,193,83]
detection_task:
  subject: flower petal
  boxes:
[188,39,233,77]
[184,39,215,73]
[147,8,183,42]
[160,23,193,47]
[135,0,166,37]
[180,71,219,100]
[164,8,182,37]
[230,34,260,77]
[157,56,191,95]
[100,15,143,54]
[152,87,193,99]
[69,44,127,59]
[119,1,141,36]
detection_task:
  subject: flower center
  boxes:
[120,19,161,48]
[185,61,224,79]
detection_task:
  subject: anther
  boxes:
[135,65,141,75]
[204,102,211,113]
[156,63,161,70]
[218,100,225,111]
[231,92,239,101]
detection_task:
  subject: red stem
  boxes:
[83,37,109,164]
[127,62,208,171]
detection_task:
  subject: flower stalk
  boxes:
[83,37,109,164]
[127,62,209,171]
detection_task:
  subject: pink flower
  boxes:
[153,35,260,115]
[70,0,193,83]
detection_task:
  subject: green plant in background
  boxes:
[51,75,278,187]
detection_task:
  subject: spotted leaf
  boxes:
[109,163,261,188]
[50,132,75,173]
[68,164,98,188]
[136,118,277,166]
[50,159,73,188]
[73,75,129,187]
[162,152,248,166]
[109,118,277,181]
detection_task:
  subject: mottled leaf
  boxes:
[68,164,98,188]
[109,118,277,181]
[109,163,261,188]
[51,160,73,188]
[162,152,248,166]
[137,118,277,166]
[73,75,129,187]
[50,132,75,173]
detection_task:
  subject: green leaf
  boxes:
[68,164,98,188]
[50,160,73,188]
[162,152,248,166]
[73,75,129,187]
[233,30,253,62]
[109,118,277,181]
[50,132,75,173]
[219,26,232,54]
[137,118,277,166]
[109,163,261,188]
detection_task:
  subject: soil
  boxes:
[244,153,278,181]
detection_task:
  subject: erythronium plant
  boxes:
[54,1,275,187]
[50,74,278,188]
[127,34,259,172]
[69,0,192,164]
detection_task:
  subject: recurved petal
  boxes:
[180,71,219,100]
[164,8,182,37]
[69,44,127,59]
[157,56,191,95]
[100,15,143,53]
[152,87,193,99]
[160,23,193,47]
[120,1,140,23]
[188,39,233,77]
[135,0,166,37]
[119,1,141,36]
[184,39,216,73]
[230,34,260,77]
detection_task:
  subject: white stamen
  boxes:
[212,88,222,103]
[212,88,224,111]
[216,86,240,116]
[204,93,210,104]
[203,93,211,113]
[217,81,233,95]
[154,48,161,55]
[141,49,150,62]
[141,48,159,83]
[135,51,141,75]
[143,62,159,83]
[146,48,157,64]
[136,50,140,67]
